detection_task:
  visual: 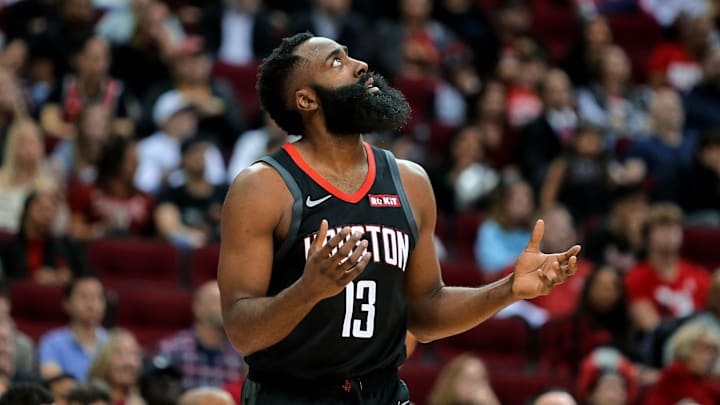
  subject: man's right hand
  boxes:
[299,219,372,301]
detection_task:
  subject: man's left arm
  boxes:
[398,160,580,343]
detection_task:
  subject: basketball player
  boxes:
[218,33,582,404]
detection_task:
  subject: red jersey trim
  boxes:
[282,142,376,204]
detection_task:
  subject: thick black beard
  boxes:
[313,73,411,135]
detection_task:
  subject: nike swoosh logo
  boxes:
[305,195,332,208]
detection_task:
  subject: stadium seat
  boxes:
[440,260,485,287]
[530,3,580,63]
[607,13,662,82]
[454,212,485,260]
[114,286,193,352]
[211,62,262,124]
[682,226,720,271]
[10,281,68,342]
[87,238,181,290]
[434,316,531,369]
[189,243,221,287]
[399,363,442,405]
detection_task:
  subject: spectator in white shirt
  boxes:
[135,90,226,194]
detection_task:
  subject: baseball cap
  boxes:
[153,90,193,127]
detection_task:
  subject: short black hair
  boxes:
[67,382,111,404]
[256,32,314,136]
[0,383,54,405]
[63,275,102,299]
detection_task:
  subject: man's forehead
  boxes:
[294,37,343,60]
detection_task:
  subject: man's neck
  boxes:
[195,322,224,350]
[71,322,98,350]
[602,79,624,96]
[184,175,211,196]
[295,133,367,173]
[648,252,679,280]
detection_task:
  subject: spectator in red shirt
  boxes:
[646,14,713,91]
[576,347,639,405]
[68,136,154,240]
[625,203,711,334]
[645,322,720,405]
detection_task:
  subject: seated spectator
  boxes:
[227,113,293,181]
[157,281,245,390]
[427,354,500,405]
[576,45,650,142]
[466,80,516,169]
[0,39,29,79]
[45,373,77,405]
[429,126,499,214]
[501,38,547,129]
[540,125,612,224]
[562,16,613,87]
[645,13,711,91]
[40,36,135,139]
[1,190,87,285]
[68,136,155,240]
[542,265,634,374]
[517,69,578,191]
[154,138,226,248]
[50,103,113,188]
[199,0,280,65]
[0,279,34,377]
[474,178,534,275]
[625,87,698,202]
[678,129,720,225]
[67,382,111,405]
[584,185,647,272]
[644,323,720,405]
[0,65,29,146]
[625,204,711,334]
[87,329,144,405]
[96,0,184,47]
[0,383,54,405]
[108,0,179,101]
[530,389,577,405]
[141,37,244,149]
[0,316,38,387]
[526,205,591,320]
[576,347,638,405]
[0,119,56,233]
[683,46,720,132]
[135,90,226,194]
[178,387,235,405]
[137,360,181,405]
[39,276,108,381]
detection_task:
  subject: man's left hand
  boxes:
[511,219,581,300]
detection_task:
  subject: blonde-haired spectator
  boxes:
[645,323,720,404]
[88,329,145,405]
[0,119,56,233]
[177,387,235,405]
[428,354,500,405]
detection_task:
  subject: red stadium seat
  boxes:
[441,260,485,287]
[607,13,662,82]
[434,316,531,369]
[189,244,221,287]
[454,212,485,260]
[399,363,442,405]
[682,226,720,271]
[115,287,193,352]
[87,238,181,290]
[211,62,262,123]
[491,370,575,404]
[10,281,68,342]
[530,4,580,63]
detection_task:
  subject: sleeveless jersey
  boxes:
[245,141,419,381]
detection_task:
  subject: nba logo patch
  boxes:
[368,194,401,207]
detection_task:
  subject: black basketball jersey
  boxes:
[245,141,419,381]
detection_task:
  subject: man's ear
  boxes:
[295,88,318,112]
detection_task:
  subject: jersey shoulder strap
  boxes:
[255,150,304,259]
[378,147,420,243]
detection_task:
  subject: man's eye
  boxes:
[332,58,342,67]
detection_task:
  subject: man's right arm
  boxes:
[218,164,371,356]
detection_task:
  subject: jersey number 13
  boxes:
[342,280,376,338]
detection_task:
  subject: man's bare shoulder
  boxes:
[395,159,430,181]
[224,162,293,224]
[394,158,435,230]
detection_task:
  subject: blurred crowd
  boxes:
[0,0,719,403]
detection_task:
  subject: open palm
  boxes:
[512,220,582,300]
